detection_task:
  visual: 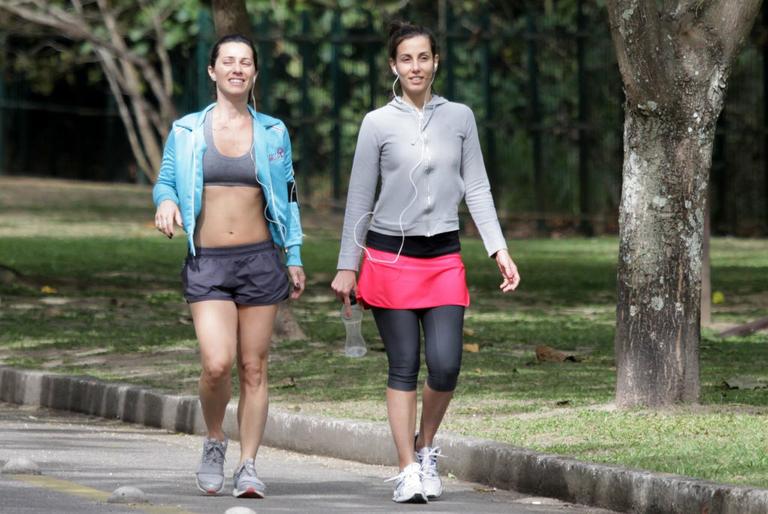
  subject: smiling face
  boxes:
[207,42,256,99]
[390,35,439,101]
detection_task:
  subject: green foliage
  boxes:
[2,0,202,94]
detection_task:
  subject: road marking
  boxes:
[7,474,199,514]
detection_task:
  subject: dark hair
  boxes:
[209,33,258,70]
[387,21,438,60]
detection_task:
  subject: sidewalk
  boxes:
[2,365,767,513]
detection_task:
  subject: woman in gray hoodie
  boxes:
[332,21,520,504]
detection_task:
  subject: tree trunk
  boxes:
[701,200,712,326]
[211,0,251,37]
[607,0,762,408]
[614,109,715,407]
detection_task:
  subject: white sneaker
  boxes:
[416,446,444,499]
[386,462,427,503]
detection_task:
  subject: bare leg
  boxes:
[416,384,453,450]
[235,303,278,465]
[387,387,419,469]
[191,300,238,441]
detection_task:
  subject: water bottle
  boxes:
[342,293,366,357]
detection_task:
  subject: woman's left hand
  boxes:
[494,249,520,293]
[287,266,306,300]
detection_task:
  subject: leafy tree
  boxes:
[0,0,201,181]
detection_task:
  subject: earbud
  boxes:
[434,63,438,72]
[391,67,398,76]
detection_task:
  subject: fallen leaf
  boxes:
[473,486,497,493]
[535,345,581,363]
[463,327,476,337]
[276,376,297,389]
[40,285,57,294]
[463,343,480,353]
[555,400,571,406]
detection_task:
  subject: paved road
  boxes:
[0,403,615,513]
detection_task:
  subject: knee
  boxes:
[201,359,231,385]
[239,358,268,390]
[427,363,461,392]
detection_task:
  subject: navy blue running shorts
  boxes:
[181,240,290,305]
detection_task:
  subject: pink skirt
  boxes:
[357,248,470,309]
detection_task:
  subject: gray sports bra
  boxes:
[202,111,259,187]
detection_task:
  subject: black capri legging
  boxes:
[371,305,465,392]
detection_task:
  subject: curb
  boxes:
[2,365,767,513]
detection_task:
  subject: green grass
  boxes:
[2,177,768,488]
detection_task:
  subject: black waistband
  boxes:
[193,240,275,257]
[365,230,460,258]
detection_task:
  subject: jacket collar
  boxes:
[175,103,280,130]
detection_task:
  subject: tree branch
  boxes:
[702,0,763,64]
[97,47,152,176]
[607,0,673,107]
[140,0,173,99]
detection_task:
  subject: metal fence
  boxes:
[1,2,766,235]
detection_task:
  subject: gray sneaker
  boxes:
[195,437,227,495]
[232,458,266,498]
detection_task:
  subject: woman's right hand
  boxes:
[331,270,358,313]
[154,200,182,239]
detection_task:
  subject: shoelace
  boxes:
[238,459,258,478]
[203,440,226,465]
[384,465,423,484]
[418,447,444,476]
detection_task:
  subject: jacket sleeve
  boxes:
[460,107,507,257]
[337,113,380,271]
[281,124,304,267]
[152,127,180,207]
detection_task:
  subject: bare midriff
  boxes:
[194,185,270,247]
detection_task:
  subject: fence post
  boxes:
[257,16,272,113]
[0,33,5,176]
[712,112,727,232]
[299,10,313,196]
[444,2,455,100]
[331,10,342,203]
[366,12,377,111]
[764,0,768,228]
[480,15,498,202]
[526,9,545,232]
[576,0,593,235]
[196,8,214,110]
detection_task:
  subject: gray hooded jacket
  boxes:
[337,94,507,271]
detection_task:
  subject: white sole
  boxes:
[233,486,265,499]
[394,492,428,503]
[196,482,224,495]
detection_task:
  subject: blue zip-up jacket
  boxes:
[152,104,303,266]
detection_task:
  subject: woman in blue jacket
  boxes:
[153,34,304,499]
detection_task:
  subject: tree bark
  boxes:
[211,0,251,37]
[614,110,711,406]
[607,0,762,408]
